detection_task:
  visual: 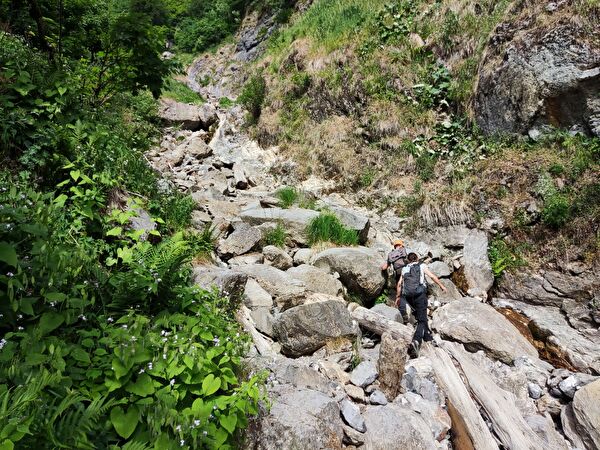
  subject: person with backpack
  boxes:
[381,240,409,321]
[395,252,447,357]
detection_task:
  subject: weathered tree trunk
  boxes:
[424,345,499,450]
[445,342,541,450]
[26,0,54,58]
[347,303,412,345]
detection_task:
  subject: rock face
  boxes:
[325,205,370,244]
[462,229,493,296]
[312,247,386,300]
[569,379,600,449]
[475,18,600,137]
[262,245,293,270]
[218,223,262,258]
[350,361,378,388]
[340,399,366,432]
[362,404,440,449]
[432,298,538,363]
[287,264,344,297]
[158,98,218,131]
[247,385,344,450]
[273,301,357,357]
[192,266,248,300]
[236,264,306,308]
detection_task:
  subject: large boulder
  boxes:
[192,266,247,301]
[325,205,370,244]
[432,298,538,364]
[362,404,440,450]
[262,245,293,270]
[246,385,344,450]
[474,15,600,137]
[312,247,386,300]
[158,98,218,131]
[218,223,262,258]
[378,332,408,401]
[286,264,344,297]
[273,300,357,357]
[240,206,319,245]
[565,379,600,450]
[236,264,306,309]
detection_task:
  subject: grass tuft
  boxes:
[263,222,287,247]
[306,212,359,246]
[161,78,205,104]
[276,186,299,208]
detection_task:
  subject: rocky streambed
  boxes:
[145,28,600,450]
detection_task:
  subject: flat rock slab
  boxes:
[432,298,538,364]
[350,361,378,388]
[273,300,357,357]
[340,399,367,432]
[192,266,247,300]
[287,264,344,297]
[312,247,386,300]
[370,304,401,322]
[571,379,600,450]
[218,223,262,258]
[362,404,440,450]
[236,264,306,308]
[462,229,493,295]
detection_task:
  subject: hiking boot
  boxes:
[401,314,409,325]
[410,340,421,358]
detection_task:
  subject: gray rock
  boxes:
[427,261,452,278]
[395,392,452,442]
[378,332,407,401]
[236,264,306,309]
[524,414,570,450]
[218,223,262,258]
[557,373,598,399]
[312,247,386,300]
[240,206,319,245]
[273,301,357,357]
[192,266,247,300]
[342,424,365,446]
[274,361,333,394]
[244,278,273,308]
[401,366,443,405]
[369,390,388,405]
[344,384,366,403]
[474,21,600,138]
[228,252,264,266]
[286,264,344,297]
[462,229,493,295]
[528,383,543,400]
[340,399,367,433]
[246,385,343,450]
[293,248,315,265]
[127,204,157,240]
[362,404,439,449]
[350,361,378,388]
[561,404,588,450]
[158,98,217,131]
[250,307,274,337]
[571,379,600,449]
[326,205,370,244]
[429,278,463,303]
[371,304,401,322]
[432,298,538,364]
[263,245,293,270]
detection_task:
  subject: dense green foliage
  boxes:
[0,7,264,447]
[238,74,267,123]
[263,223,287,248]
[306,212,359,246]
[275,187,299,208]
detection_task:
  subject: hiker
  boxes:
[395,252,447,357]
[381,239,409,322]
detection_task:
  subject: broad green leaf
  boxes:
[125,373,155,397]
[38,312,64,335]
[53,194,68,207]
[106,227,122,237]
[215,428,229,446]
[111,358,129,379]
[45,292,66,302]
[69,170,80,181]
[57,86,67,96]
[70,347,90,364]
[202,374,221,396]
[220,414,237,434]
[110,405,139,439]
[0,243,17,267]
[0,439,14,450]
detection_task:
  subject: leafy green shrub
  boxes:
[541,193,571,228]
[306,212,359,246]
[162,78,205,104]
[238,75,267,122]
[263,223,287,248]
[276,186,299,208]
[413,65,451,108]
[219,97,235,108]
[377,1,416,42]
[548,163,565,176]
[488,238,525,278]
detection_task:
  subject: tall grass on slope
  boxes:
[306,212,359,246]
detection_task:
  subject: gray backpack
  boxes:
[388,248,407,273]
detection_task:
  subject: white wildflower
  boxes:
[170,378,175,386]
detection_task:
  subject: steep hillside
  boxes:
[240,0,599,268]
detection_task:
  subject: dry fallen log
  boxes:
[424,345,499,450]
[237,305,278,357]
[445,342,540,450]
[347,303,412,345]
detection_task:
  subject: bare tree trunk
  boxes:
[26,0,54,59]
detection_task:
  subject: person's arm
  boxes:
[423,267,447,292]
[381,261,389,270]
[395,275,403,306]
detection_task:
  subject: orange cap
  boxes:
[393,239,404,247]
